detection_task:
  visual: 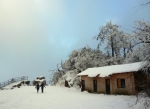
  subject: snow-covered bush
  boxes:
[32,76,46,85]
[56,70,80,89]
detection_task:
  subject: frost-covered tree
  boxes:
[61,47,107,72]
[124,20,150,100]
[94,21,127,57]
[51,47,107,87]
[124,20,150,63]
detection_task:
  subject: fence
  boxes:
[0,76,28,89]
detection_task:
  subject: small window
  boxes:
[117,79,125,88]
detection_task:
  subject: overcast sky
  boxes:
[0,0,149,82]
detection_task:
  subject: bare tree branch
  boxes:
[136,1,150,12]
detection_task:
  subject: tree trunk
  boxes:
[124,47,126,59]
[111,37,114,57]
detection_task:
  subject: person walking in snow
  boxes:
[40,82,46,93]
[35,83,40,93]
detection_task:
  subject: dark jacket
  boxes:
[35,84,40,89]
[40,83,46,89]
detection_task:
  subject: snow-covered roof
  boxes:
[35,79,45,81]
[77,61,148,77]
[38,76,45,78]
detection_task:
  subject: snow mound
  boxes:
[2,80,30,90]
[56,70,80,89]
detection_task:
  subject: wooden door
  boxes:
[93,80,97,92]
[105,79,110,94]
[81,80,85,91]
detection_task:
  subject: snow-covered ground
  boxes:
[0,86,149,109]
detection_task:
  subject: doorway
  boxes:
[81,80,85,91]
[93,80,97,92]
[105,79,110,94]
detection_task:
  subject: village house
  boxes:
[77,61,149,95]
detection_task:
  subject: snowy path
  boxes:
[0,86,146,109]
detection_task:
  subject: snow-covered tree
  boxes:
[51,47,107,87]
[124,20,150,99]
[124,20,150,63]
[61,47,107,72]
[94,21,127,57]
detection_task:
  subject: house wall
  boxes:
[81,76,107,93]
[81,72,135,95]
[81,76,92,92]
[110,72,135,95]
